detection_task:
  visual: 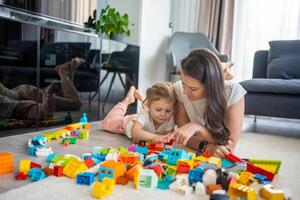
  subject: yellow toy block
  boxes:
[248,159,282,174]
[260,184,285,200]
[0,152,14,175]
[92,178,115,199]
[208,156,222,168]
[228,183,257,200]
[63,158,88,178]
[19,160,31,175]
[238,171,254,186]
[194,155,209,163]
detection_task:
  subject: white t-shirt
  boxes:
[125,107,175,138]
[173,80,247,126]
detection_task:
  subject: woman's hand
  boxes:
[173,122,201,145]
[206,139,234,159]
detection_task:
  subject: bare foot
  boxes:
[71,57,85,71]
[134,89,145,102]
[121,86,136,105]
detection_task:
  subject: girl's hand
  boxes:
[152,132,175,143]
[173,122,201,145]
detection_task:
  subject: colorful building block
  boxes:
[99,160,126,181]
[76,172,95,185]
[92,178,115,199]
[0,152,14,175]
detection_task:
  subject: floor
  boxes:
[0,122,299,199]
[243,115,300,138]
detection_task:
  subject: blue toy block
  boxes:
[221,159,235,168]
[136,146,149,155]
[188,167,204,184]
[46,153,57,163]
[29,168,46,181]
[254,174,267,182]
[31,136,47,146]
[76,172,95,185]
[79,112,88,124]
[157,174,175,190]
[98,167,114,182]
[167,149,190,165]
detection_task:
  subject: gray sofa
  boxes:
[240,40,300,119]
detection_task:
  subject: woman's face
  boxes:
[180,71,205,101]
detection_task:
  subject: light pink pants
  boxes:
[101,103,137,134]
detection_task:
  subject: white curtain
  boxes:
[231,0,300,81]
[169,0,200,33]
[40,0,97,24]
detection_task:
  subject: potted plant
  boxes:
[84,5,132,40]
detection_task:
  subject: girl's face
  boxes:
[180,71,205,101]
[148,98,174,126]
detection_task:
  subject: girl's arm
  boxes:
[174,100,190,127]
[131,121,173,142]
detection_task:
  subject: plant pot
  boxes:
[110,34,125,42]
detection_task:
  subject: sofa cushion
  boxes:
[240,79,300,95]
[267,40,300,79]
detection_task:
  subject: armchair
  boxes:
[166,32,229,81]
[240,40,300,119]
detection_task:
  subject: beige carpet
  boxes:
[0,129,299,199]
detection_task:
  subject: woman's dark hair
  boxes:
[181,48,229,145]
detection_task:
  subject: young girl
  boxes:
[101,82,176,143]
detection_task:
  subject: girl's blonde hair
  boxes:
[143,82,176,107]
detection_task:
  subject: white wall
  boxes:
[138,0,171,95]
[107,0,141,46]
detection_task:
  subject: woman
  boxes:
[173,48,246,158]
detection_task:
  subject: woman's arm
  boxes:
[225,97,245,150]
[206,97,245,158]
[174,100,190,127]
[131,122,173,142]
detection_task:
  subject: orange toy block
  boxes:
[207,184,222,195]
[116,175,129,185]
[238,171,254,186]
[0,152,14,175]
[119,153,139,166]
[100,160,126,180]
[126,163,143,181]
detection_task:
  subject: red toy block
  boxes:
[202,151,212,158]
[246,163,275,181]
[225,153,243,163]
[15,172,28,180]
[53,166,64,176]
[146,164,163,176]
[30,162,42,169]
[84,157,95,168]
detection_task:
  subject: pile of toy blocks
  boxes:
[33,140,287,200]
